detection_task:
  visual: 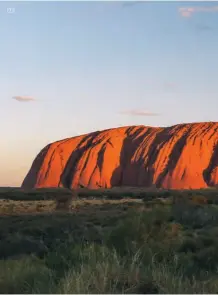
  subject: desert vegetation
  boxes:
[1,187,218,293]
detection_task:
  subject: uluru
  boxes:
[22,122,218,190]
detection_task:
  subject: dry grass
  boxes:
[0,186,218,215]
[0,200,53,215]
[0,198,143,215]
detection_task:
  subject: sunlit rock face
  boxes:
[22,122,218,190]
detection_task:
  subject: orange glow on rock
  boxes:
[22,122,218,190]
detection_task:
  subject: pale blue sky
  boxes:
[1,1,218,186]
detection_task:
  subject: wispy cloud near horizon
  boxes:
[179,6,218,18]
[12,96,36,102]
[119,110,160,117]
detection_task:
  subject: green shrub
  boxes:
[105,209,169,253]
[171,203,218,228]
[0,256,55,293]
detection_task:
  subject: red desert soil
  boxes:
[22,122,218,190]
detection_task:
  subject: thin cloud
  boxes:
[163,82,178,92]
[119,110,160,116]
[179,6,218,18]
[145,80,179,93]
[122,1,145,8]
[12,96,36,102]
[195,24,213,32]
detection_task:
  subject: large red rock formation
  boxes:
[22,122,218,190]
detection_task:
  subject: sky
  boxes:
[0,1,218,186]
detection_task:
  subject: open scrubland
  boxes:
[1,187,218,293]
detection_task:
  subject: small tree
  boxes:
[55,189,78,212]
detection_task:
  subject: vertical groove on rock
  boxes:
[155,125,192,187]
[60,131,101,188]
[203,143,218,186]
